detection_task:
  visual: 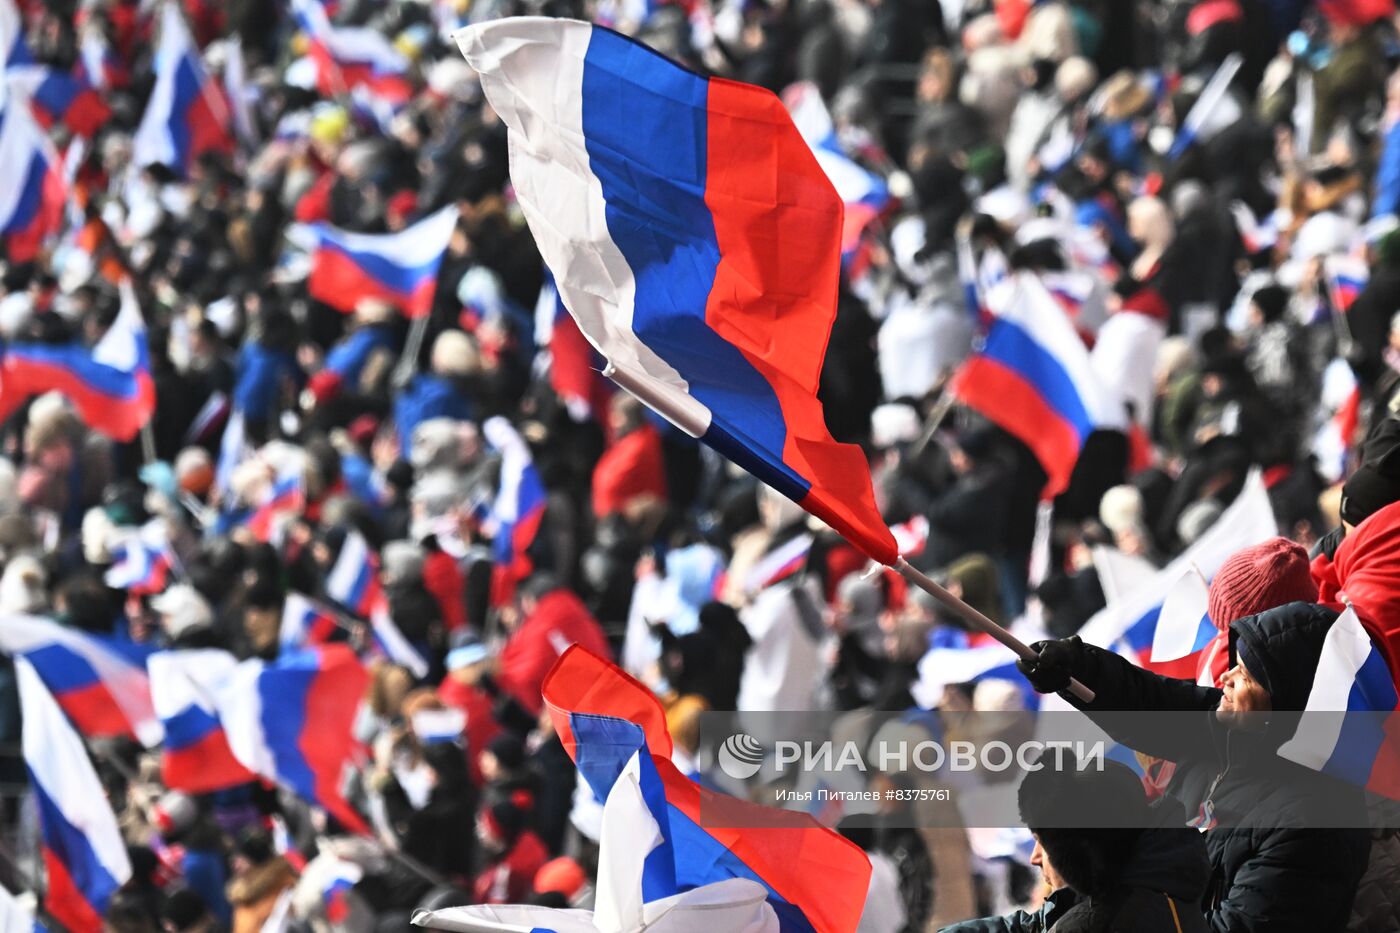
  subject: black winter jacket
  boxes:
[1055,603,1371,933]
[942,827,1211,932]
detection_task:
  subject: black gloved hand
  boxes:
[1016,637,1084,694]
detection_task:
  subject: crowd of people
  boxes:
[6,0,1400,929]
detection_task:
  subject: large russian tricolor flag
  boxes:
[483,416,546,604]
[950,272,1127,495]
[782,81,890,264]
[132,2,232,174]
[1279,608,1400,798]
[0,614,162,746]
[458,19,896,565]
[543,646,871,933]
[0,279,155,441]
[307,205,457,320]
[215,645,371,834]
[17,657,132,933]
[148,649,256,793]
[0,89,67,264]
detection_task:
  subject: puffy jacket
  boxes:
[1317,499,1400,681]
[942,827,1210,932]
[1053,603,1370,933]
[1349,831,1400,932]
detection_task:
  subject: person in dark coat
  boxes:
[1016,602,1371,932]
[942,761,1211,932]
[655,600,752,711]
[920,426,1012,570]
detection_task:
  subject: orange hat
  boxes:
[534,857,586,899]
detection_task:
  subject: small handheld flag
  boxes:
[132,2,233,174]
[307,205,458,319]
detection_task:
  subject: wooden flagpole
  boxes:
[893,558,1095,703]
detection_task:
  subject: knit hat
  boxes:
[152,791,198,837]
[1207,538,1318,632]
[1099,485,1144,536]
[430,330,480,378]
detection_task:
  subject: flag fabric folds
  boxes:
[0,614,162,746]
[542,646,871,933]
[148,649,256,793]
[457,18,896,565]
[103,520,176,595]
[0,279,155,441]
[951,272,1127,496]
[281,592,344,651]
[1278,608,1400,798]
[132,2,233,173]
[290,0,412,104]
[782,81,889,264]
[1147,569,1217,683]
[1078,470,1278,676]
[0,87,67,263]
[215,645,371,833]
[307,205,458,319]
[18,657,132,933]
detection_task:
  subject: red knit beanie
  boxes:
[1207,537,1318,631]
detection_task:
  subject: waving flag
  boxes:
[1078,470,1278,674]
[246,467,305,542]
[215,645,371,834]
[0,279,155,441]
[18,658,132,933]
[1147,569,1216,683]
[535,272,612,420]
[0,0,29,67]
[1326,254,1369,313]
[782,81,889,264]
[132,1,232,174]
[77,23,124,91]
[326,530,429,676]
[0,614,161,746]
[307,205,457,319]
[281,592,344,651]
[744,533,814,596]
[913,633,1040,710]
[1168,53,1242,159]
[7,66,110,137]
[483,416,546,604]
[104,520,175,595]
[0,88,66,263]
[1279,608,1400,798]
[1231,201,1279,255]
[951,272,1127,495]
[458,19,896,564]
[148,649,256,793]
[290,0,411,103]
[543,646,871,933]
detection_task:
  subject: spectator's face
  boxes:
[1216,662,1271,723]
[1029,836,1064,892]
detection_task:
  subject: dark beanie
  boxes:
[487,732,526,771]
[1341,419,1400,526]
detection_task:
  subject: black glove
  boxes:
[1016,637,1084,694]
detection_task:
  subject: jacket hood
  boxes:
[1116,827,1211,902]
[1323,499,1400,681]
[1228,602,1339,713]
